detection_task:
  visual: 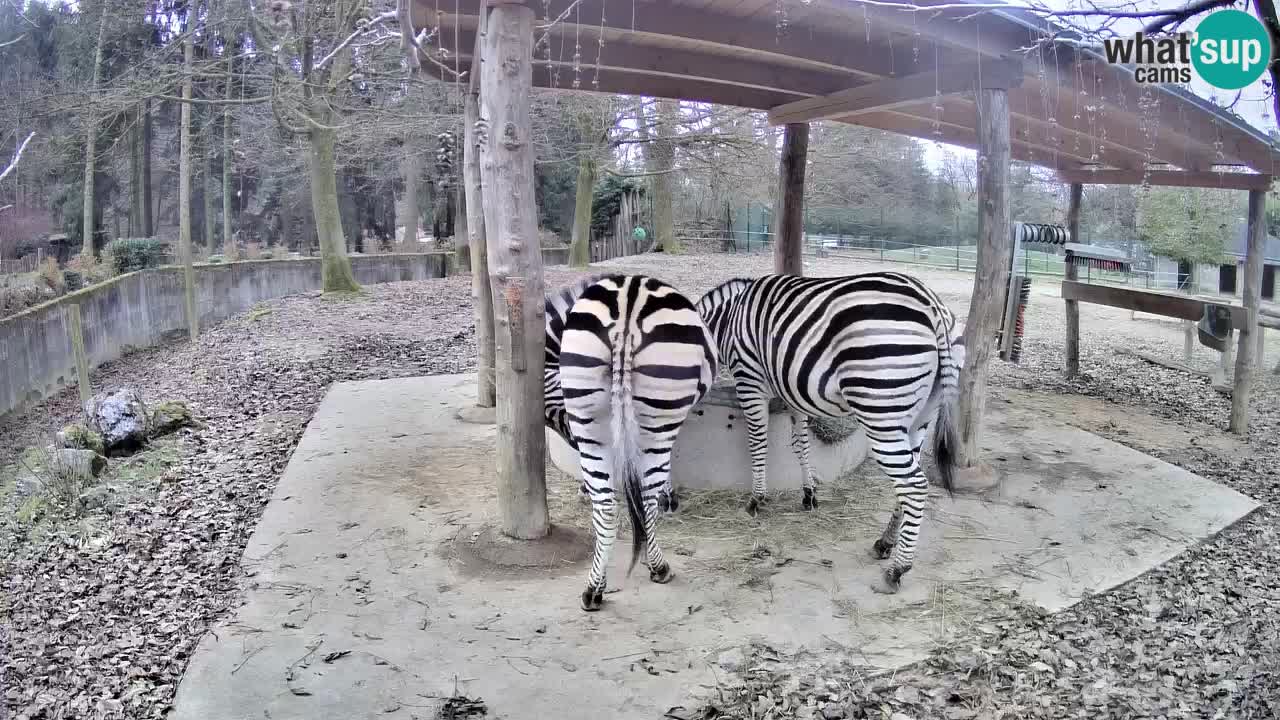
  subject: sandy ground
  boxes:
[2,250,1278,719]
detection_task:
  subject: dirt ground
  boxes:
[2,251,1278,719]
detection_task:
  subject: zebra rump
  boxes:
[544,273,608,449]
[558,274,717,610]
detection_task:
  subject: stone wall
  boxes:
[0,254,454,418]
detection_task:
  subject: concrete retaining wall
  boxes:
[0,253,453,418]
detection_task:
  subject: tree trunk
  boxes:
[479,2,549,540]
[1229,189,1267,433]
[223,54,234,254]
[204,132,216,253]
[129,108,143,237]
[143,99,154,237]
[401,146,420,246]
[81,5,108,256]
[651,100,679,253]
[1064,183,1082,378]
[465,86,496,408]
[309,126,361,292]
[773,122,808,275]
[569,150,596,267]
[955,88,1012,471]
[178,33,199,340]
[306,43,360,293]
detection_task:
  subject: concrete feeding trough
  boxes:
[547,380,869,491]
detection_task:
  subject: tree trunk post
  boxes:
[81,6,108,256]
[1064,182,1082,378]
[143,99,154,237]
[479,2,548,539]
[1229,188,1268,433]
[223,54,235,254]
[774,122,808,276]
[178,33,199,341]
[465,71,497,409]
[955,87,1012,474]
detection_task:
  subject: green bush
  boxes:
[106,238,166,274]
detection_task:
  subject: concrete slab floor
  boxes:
[170,375,1260,720]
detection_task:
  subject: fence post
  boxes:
[66,304,91,406]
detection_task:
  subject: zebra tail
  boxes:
[611,325,647,577]
[932,335,966,499]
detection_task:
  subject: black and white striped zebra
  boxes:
[544,273,607,456]
[556,274,717,611]
[696,272,965,594]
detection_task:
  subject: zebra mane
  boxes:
[696,277,754,314]
[546,274,610,313]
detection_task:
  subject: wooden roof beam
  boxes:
[768,58,1022,125]
[425,0,915,80]
[846,109,1089,170]
[1057,168,1274,191]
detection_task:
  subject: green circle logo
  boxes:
[1192,9,1272,90]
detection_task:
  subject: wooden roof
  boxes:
[413,0,1280,187]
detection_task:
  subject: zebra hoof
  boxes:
[649,563,674,584]
[870,538,893,560]
[658,490,679,514]
[801,487,818,511]
[580,587,605,611]
[870,566,905,595]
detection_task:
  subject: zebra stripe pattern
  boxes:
[696,272,965,594]
[544,273,608,456]
[558,274,717,611]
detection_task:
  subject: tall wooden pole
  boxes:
[1063,183,1083,378]
[479,2,549,539]
[465,5,496,409]
[1229,188,1268,433]
[178,33,199,340]
[774,122,808,276]
[955,87,1012,470]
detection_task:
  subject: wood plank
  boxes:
[851,109,1093,169]
[1230,189,1267,433]
[768,59,1021,125]
[955,87,1012,472]
[774,122,807,275]
[1056,168,1273,191]
[1064,183,1082,378]
[1060,280,1248,327]
[479,2,550,539]
[432,0,913,79]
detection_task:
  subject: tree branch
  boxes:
[0,33,23,49]
[0,131,35,184]
[1143,0,1237,32]
[314,10,398,72]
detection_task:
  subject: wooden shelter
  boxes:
[412,0,1280,539]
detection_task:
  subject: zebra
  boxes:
[556,274,717,611]
[695,272,965,594]
[544,273,607,456]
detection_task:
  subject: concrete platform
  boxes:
[170,375,1259,720]
[547,381,869,491]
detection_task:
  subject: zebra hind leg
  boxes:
[582,494,619,611]
[643,499,674,584]
[866,436,930,594]
[789,413,819,510]
[871,506,902,559]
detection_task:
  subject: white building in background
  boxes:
[1150,220,1280,300]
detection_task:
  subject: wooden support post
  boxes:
[1063,183,1082,378]
[955,87,1012,474]
[1229,188,1267,433]
[66,304,91,406]
[464,58,496,409]
[479,2,549,540]
[1183,320,1195,365]
[774,122,808,276]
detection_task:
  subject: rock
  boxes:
[48,448,107,480]
[77,484,115,511]
[149,400,195,437]
[15,470,44,497]
[85,389,149,454]
[56,424,105,455]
